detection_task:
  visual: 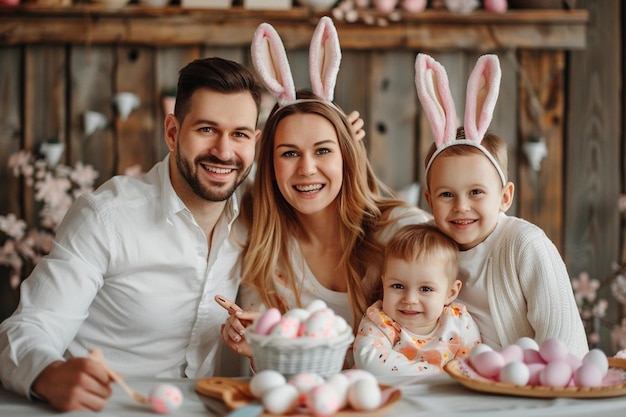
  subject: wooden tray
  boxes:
[195,377,401,417]
[444,356,626,399]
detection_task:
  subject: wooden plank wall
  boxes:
[0,1,623,353]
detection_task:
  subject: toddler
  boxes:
[353,224,481,377]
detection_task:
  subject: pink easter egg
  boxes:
[306,383,343,417]
[564,353,583,372]
[539,338,568,363]
[539,361,572,387]
[527,363,546,386]
[573,363,604,387]
[472,350,505,378]
[253,308,282,335]
[523,348,545,365]
[499,344,524,364]
[148,384,183,414]
[288,373,325,394]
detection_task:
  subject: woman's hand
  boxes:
[216,295,259,358]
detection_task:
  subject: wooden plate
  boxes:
[195,377,402,416]
[444,356,626,399]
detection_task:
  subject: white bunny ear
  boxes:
[251,22,296,106]
[414,53,457,148]
[464,54,501,142]
[309,16,341,102]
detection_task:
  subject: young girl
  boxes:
[220,18,431,359]
[416,53,588,358]
[354,224,481,377]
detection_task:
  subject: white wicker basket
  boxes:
[247,329,355,377]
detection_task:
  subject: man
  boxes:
[0,57,262,411]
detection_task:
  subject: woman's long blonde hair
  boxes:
[241,91,415,327]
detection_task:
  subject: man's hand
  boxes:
[347,110,366,141]
[31,358,113,411]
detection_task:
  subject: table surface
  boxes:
[2,373,626,417]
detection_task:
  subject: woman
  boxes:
[221,91,431,358]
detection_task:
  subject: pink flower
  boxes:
[0,214,27,240]
[611,273,626,305]
[70,162,99,188]
[571,272,599,304]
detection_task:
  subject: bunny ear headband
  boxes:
[415,53,506,187]
[251,16,341,108]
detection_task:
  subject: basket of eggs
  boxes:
[246,300,355,377]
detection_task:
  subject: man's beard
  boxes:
[176,150,251,202]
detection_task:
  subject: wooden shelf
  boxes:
[0,6,588,50]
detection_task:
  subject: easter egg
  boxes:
[523,348,545,365]
[573,362,604,387]
[527,363,546,386]
[304,308,336,338]
[253,308,282,335]
[472,350,505,378]
[288,373,325,394]
[249,369,287,398]
[538,338,568,363]
[347,379,381,411]
[283,308,311,322]
[262,384,299,415]
[515,337,539,351]
[306,299,328,313]
[564,353,582,372]
[148,384,183,414]
[499,344,524,364]
[342,369,378,385]
[306,383,343,417]
[270,316,301,338]
[582,349,609,376]
[499,361,530,386]
[469,344,493,366]
[539,361,572,387]
[325,373,350,408]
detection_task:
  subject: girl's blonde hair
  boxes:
[241,90,417,328]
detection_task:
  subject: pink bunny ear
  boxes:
[414,53,457,148]
[464,54,501,142]
[309,16,341,102]
[251,22,296,106]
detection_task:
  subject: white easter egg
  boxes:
[148,383,183,414]
[284,307,311,322]
[306,299,328,313]
[262,384,299,415]
[347,379,381,411]
[515,337,540,351]
[269,316,301,338]
[342,369,378,385]
[304,308,336,338]
[249,369,287,398]
[499,361,530,386]
[333,315,349,334]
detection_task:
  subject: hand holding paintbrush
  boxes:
[216,295,260,358]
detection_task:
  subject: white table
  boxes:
[2,374,626,416]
